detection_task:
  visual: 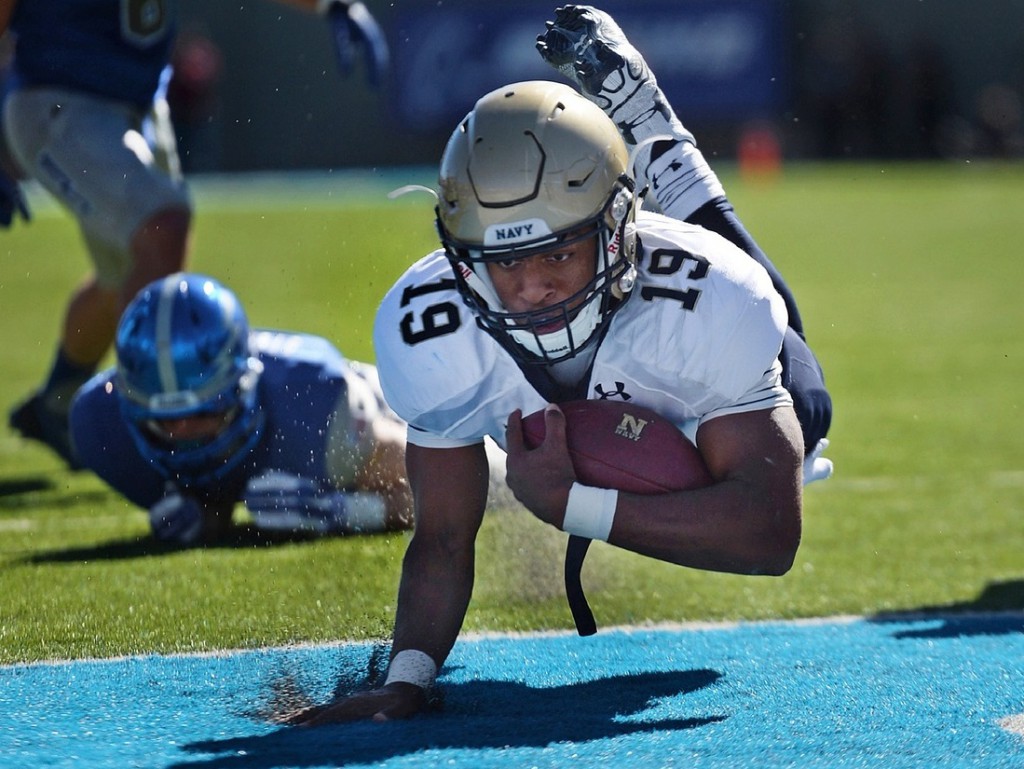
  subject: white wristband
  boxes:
[384,649,437,690]
[562,483,618,542]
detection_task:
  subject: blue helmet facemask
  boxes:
[115,273,265,487]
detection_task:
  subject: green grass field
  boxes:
[1,162,1022,665]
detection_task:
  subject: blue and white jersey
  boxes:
[9,0,176,110]
[70,330,380,509]
[373,211,792,450]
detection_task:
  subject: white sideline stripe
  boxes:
[4,610,1023,670]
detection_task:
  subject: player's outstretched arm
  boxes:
[284,442,490,725]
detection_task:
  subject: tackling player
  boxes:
[69,273,416,544]
[2,0,388,469]
[287,5,834,723]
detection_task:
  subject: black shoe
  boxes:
[8,392,81,470]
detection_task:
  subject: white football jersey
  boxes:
[373,211,792,450]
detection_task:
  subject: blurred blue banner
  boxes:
[389,0,788,133]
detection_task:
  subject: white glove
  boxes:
[803,438,834,486]
[149,490,205,545]
[244,471,389,534]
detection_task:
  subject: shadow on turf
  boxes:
[0,475,117,512]
[0,477,52,499]
[21,524,381,563]
[170,669,725,769]
[869,579,1024,638]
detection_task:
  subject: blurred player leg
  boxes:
[4,88,190,467]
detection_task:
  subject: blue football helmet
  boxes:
[115,273,264,486]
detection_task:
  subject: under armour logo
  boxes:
[614,413,648,442]
[651,159,683,191]
[594,382,632,401]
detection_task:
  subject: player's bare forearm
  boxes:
[278,543,444,725]
[285,535,475,726]
[391,443,489,663]
[390,521,477,665]
[287,444,488,726]
[610,407,804,575]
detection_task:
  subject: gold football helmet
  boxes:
[437,80,638,364]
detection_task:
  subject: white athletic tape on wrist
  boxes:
[562,483,618,542]
[384,649,437,690]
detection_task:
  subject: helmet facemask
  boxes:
[440,178,638,364]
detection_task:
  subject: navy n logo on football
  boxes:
[614,413,648,441]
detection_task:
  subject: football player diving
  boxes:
[285,5,834,723]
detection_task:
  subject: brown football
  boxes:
[521,400,712,494]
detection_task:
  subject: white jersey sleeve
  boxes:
[372,250,547,449]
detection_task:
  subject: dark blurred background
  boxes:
[172,0,1024,173]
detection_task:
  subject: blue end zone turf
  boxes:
[1,615,1022,768]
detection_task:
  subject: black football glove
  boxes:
[323,0,390,88]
